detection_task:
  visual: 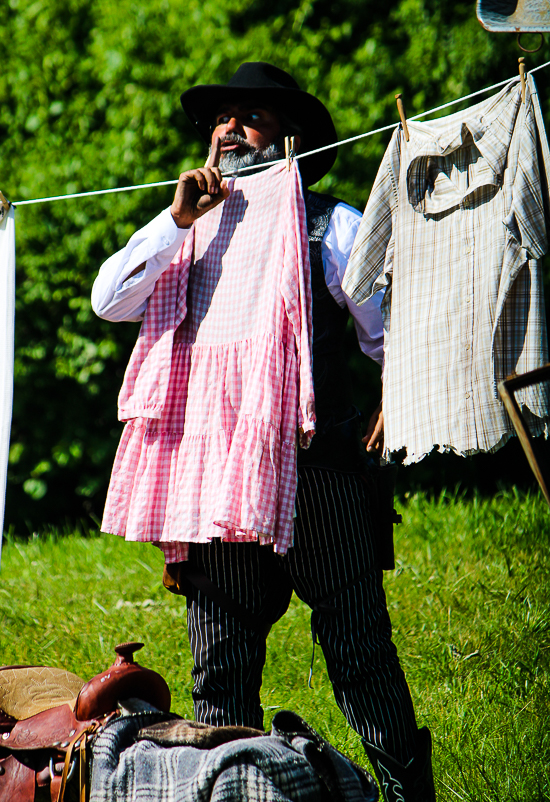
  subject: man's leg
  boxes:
[185,539,291,730]
[284,467,419,763]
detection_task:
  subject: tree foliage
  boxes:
[1,0,549,530]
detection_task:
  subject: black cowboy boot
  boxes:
[363,727,436,802]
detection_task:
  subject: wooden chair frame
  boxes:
[498,363,550,507]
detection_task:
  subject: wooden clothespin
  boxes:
[519,57,526,103]
[0,191,10,221]
[285,135,296,170]
[395,94,410,142]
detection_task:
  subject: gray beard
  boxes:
[214,138,285,175]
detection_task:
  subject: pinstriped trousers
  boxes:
[186,467,418,764]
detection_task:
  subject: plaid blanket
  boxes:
[89,711,378,802]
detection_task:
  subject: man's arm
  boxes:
[91,208,189,322]
[362,400,384,455]
[91,137,230,322]
[322,203,385,364]
[321,202,385,454]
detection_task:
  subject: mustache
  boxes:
[219,134,253,150]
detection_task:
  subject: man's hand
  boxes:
[170,136,230,229]
[362,401,384,456]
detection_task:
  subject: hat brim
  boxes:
[180,84,338,186]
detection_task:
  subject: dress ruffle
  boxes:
[102,333,301,552]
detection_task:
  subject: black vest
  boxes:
[297,191,368,474]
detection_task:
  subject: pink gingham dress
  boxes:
[101,162,315,561]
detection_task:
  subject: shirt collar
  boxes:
[404,80,522,214]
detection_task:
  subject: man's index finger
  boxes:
[205,135,221,169]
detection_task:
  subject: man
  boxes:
[92,62,436,802]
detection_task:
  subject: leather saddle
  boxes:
[0,642,171,802]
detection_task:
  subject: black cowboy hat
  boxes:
[180,62,338,187]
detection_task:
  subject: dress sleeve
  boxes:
[505,83,547,261]
[91,207,189,322]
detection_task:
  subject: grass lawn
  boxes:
[1,488,549,801]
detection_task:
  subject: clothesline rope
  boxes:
[13,60,550,207]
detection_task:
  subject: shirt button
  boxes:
[465,393,471,399]
[162,237,170,247]
[464,247,472,255]
[465,344,471,350]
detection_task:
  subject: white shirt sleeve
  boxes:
[321,202,385,364]
[91,207,189,322]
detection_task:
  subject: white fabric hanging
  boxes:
[0,205,15,566]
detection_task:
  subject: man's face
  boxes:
[211,102,284,172]
[213,102,281,152]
